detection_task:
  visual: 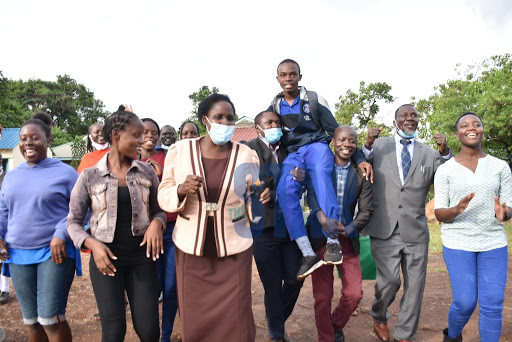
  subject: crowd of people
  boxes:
[0,59,511,342]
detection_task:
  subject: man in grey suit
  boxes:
[362,104,450,342]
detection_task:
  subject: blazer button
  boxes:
[130,181,135,186]
[134,213,138,218]
[399,205,402,208]
[401,188,404,192]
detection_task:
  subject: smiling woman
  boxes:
[434,112,512,342]
[0,112,79,342]
[67,106,166,342]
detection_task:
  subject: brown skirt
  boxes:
[175,246,255,342]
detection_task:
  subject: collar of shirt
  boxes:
[279,95,300,114]
[394,132,415,147]
[258,135,281,162]
[334,161,351,170]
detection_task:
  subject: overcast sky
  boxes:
[1,0,511,129]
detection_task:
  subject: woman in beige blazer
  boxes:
[158,94,269,342]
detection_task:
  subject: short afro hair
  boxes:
[254,110,280,127]
[197,94,236,126]
[277,59,301,75]
[455,112,483,131]
[394,104,415,119]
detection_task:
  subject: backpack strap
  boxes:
[306,90,321,129]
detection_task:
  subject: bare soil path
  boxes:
[1,253,511,341]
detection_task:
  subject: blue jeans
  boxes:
[157,222,178,342]
[277,142,338,240]
[443,245,508,341]
[9,257,75,325]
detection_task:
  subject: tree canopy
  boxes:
[0,73,108,146]
[415,53,512,166]
[335,81,395,146]
[182,85,219,136]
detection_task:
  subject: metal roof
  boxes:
[232,127,258,143]
[0,128,20,149]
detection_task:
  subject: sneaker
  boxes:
[334,329,345,342]
[323,242,343,265]
[0,292,9,305]
[297,255,324,280]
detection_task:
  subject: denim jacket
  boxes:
[67,153,166,249]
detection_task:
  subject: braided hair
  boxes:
[21,112,53,140]
[102,105,140,144]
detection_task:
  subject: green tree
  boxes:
[181,85,219,136]
[335,81,395,146]
[0,74,108,145]
[0,71,31,127]
[415,54,512,166]
[70,137,87,169]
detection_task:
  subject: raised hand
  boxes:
[122,104,134,113]
[433,131,448,155]
[177,175,204,199]
[365,126,383,149]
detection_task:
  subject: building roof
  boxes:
[0,128,21,149]
[51,141,73,160]
[235,116,254,125]
[232,127,258,143]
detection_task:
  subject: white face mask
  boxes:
[89,136,109,151]
[205,117,234,145]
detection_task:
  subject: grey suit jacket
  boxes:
[364,136,445,243]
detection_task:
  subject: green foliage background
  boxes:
[0,73,108,147]
[414,54,512,166]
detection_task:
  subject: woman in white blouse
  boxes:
[434,112,512,342]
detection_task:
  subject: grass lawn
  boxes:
[429,221,512,254]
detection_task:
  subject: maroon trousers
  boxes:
[311,236,363,342]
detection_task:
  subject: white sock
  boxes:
[0,274,9,292]
[326,237,340,245]
[295,236,315,257]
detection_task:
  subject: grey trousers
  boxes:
[370,227,428,341]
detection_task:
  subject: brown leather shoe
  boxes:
[373,320,390,342]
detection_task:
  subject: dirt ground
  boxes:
[1,252,511,342]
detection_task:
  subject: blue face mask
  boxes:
[205,117,234,145]
[258,126,283,145]
[395,123,418,139]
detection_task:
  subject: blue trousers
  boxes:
[253,228,303,340]
[277,142,338,240]
[157,222,178,342]
[443,245,508,341]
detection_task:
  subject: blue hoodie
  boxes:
[0,158,78,249]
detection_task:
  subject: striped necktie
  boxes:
[400,139,412,181]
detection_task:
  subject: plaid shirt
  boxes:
[335,162,350,220]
